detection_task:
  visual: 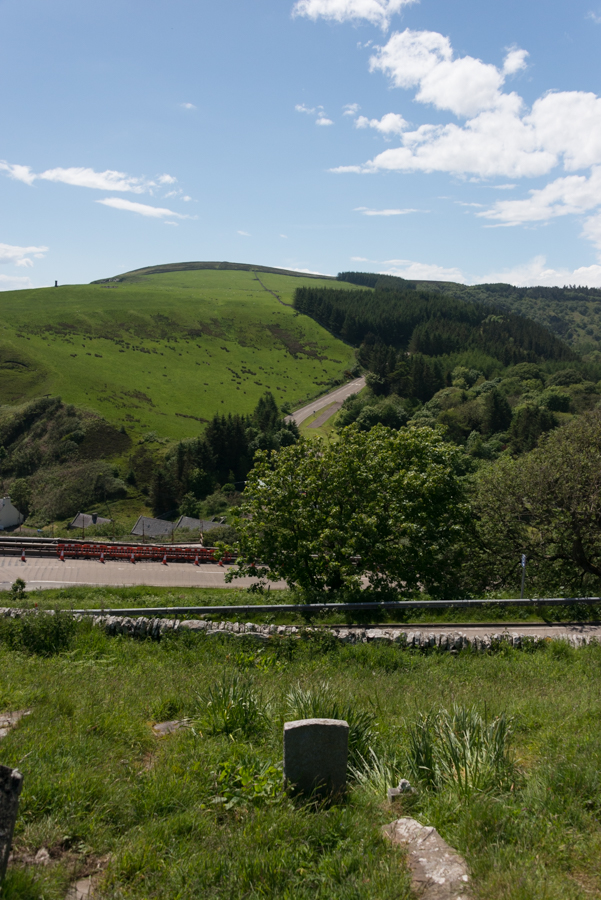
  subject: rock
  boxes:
[384,817,470,899]
[66,876,95,899]
[284,718,349,798]
[387,779,416,802]
[152,720,182,736]
[34,847,50,865]
[0,710,31,741]
[0,765,23,884]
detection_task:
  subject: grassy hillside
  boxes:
[0,266,356,441]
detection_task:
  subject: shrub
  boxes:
[0,610,77,656]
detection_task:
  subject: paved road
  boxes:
[287,377,366,426]
[0,555,286,591]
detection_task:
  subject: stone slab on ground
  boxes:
[384,817,470,899]
[0,765,23,883]
[284,718,349,798]
[0,710,30,740]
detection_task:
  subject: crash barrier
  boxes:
[54,542,236,565]
[0,537,236,565]
[57,596,601,617]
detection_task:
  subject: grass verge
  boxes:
[1,622,601,898]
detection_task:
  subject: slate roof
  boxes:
[70,512,112,529]
[130,516,175,537]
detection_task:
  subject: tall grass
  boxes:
[406,704,516,795]
[200,671,269,738]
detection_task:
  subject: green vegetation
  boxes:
[338,269,601,352]
[152,391,299,516]
[0,266,355,442]
[230,425,471,599]
[1,620,601,898]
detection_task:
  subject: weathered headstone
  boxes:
[0,765,23,883]
[283,718,348,798]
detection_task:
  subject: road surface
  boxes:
[0,555,286,591]
[287,377,366,426]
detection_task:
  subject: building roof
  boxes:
[70,512,112,529]
[131,516,175,537]
[174,516,222,532]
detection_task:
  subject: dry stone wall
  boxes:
[0,609,596,649]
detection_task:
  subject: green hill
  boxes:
[0,264,356,440]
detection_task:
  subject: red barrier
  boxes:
[54,541,235,565]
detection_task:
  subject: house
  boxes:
[70,512,112,529]
[0,497,25,530]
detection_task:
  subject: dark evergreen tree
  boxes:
[482,388,513,436]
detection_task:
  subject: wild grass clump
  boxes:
[0,610,77,656]
[286,682,376,768]
[200,671,269,738]
[406,704,516,795]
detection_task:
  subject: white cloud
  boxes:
[296,103,333,125]
[330,30,601,182]
[280,234,288,238]
[356,112,408,134]
[503,47,529,76]
[476,254,601,288]
[355,205,421,214]
[292,0,418,30]
[179,102,196,109]
[0,274,34,291]
[96,198,189,218]
[480,168,601,225]
[0,161,36,185]
[587,11,601,23]
[351,255,370,260]
[382,258,466,281]
[343,103,361,115]
[0,161,182,194]
[164,221,179,227]
[182,195,193,202]
[237,230,251,236]
[0,242,48,267]
[370,30,514,117]
[39,167,152,192]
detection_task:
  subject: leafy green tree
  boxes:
[508,405,556,453]
[472,409,601,594]
[228,425,472,599]
[9,478,31,518]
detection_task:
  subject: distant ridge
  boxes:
[91,260,336,284]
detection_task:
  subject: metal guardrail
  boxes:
[64,597,601,616]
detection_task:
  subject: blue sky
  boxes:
[2,0,601,289]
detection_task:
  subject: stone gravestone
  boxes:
[0,765,23,884]
[283,718,349,798]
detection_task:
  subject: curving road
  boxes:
[287,376,366,426]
